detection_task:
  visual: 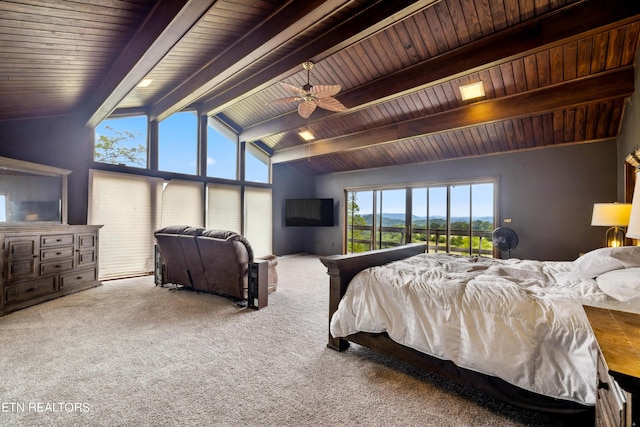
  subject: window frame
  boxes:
[90,112,274,279]
[93,114,149,168]
[158,110,199,175]
[344,177,498,257]
[206,116,239,180]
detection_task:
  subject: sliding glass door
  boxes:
[346,190,373,253]
[376,189,406,249]
[346,179,496,256]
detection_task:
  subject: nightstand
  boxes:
[584,306,640,427]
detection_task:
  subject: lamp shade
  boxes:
[627,170,640,239]
[591,203,632,226]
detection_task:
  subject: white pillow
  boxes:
[567,246,640,280]
[596,268,640,301]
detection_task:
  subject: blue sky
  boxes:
[95,112,267,182]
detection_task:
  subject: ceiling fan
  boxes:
[268,61,347,118]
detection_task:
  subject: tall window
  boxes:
[207,117,237,179]
[160,180,203,228]
[376,189,406,249]
[471,183,495,255]
[244,187,272,257]
[206,183,241,232]
[346,180,495,256]
[159,111,198,174]
[88,170,162,279]
[347,190,373,253]
[94,115,147,167]
[245,145,269,183]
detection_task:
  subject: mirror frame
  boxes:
[0,156,71,225]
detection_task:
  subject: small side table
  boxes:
[584,306,640,427]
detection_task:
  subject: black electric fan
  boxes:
[491,227,518,258]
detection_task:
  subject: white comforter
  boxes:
[330,253,620,405]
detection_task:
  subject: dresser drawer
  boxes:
[41,234,74,247]
[60,268,97,293]
[596,352,626,427]
[6,257,38,281]
[77,249,96,267]
[40,259,74,275]
[5,276,57,305]
[77,233,96,249]
[5,236,38,257]
[41,246,74,261]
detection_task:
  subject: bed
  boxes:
[320,243,640,415]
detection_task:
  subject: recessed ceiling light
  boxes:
[459,81,485,101]
[137,78,153,88]
[298,130,315,141]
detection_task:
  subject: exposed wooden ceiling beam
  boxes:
[149,0,352,122]
[243,0,640,142]
[272,67,634,164]
[200,0,433,116]
[82,0,215,128]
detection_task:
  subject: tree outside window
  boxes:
[94,116,147,167]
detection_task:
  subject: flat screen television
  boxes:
[285,198,334,226]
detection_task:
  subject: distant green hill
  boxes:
[360,213,493,228]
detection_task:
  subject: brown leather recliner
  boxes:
[154,226,278,301]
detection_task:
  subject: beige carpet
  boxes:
[0,254,579,426]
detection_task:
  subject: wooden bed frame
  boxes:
[320,244,593,417]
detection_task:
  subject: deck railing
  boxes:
[347,224,493,256]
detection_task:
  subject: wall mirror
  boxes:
[0,156,70,224]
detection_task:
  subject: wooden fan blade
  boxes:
[316,96,347,112]
[310,84,341,98]
[298,101,317,118]
[266,97,299,105]
[280,82,307,95]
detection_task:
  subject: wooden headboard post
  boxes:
[320,243,427,351]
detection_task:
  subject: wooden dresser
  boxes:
[584,306,640,427]
[0,225,102,316]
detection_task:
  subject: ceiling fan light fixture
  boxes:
[298,130,315,141]
[267,61,347,118]
[459,81,485,101]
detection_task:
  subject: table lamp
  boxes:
[591,202,632,247]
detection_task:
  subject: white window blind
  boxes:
[88,170,162,279]
[244,187,272,257]
[161,179,203,227]
[206,183,241,233]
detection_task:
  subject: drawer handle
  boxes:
[77,276,83,280]
[56,239,61,242]
[26,287,37,293]
[597,379,609,391]
[56,252,62,255]
[55,265,60,269]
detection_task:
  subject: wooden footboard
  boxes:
[319,243,427,351]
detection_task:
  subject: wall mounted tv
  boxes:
[285,198,334,226]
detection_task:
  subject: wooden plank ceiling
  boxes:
[1,0,639,176]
